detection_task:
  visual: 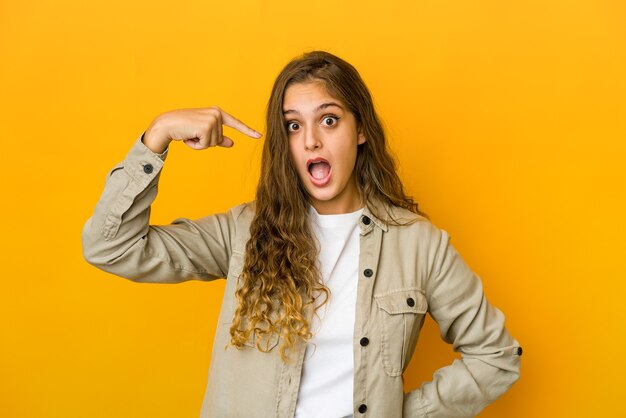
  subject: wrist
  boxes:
[143,118,171,154]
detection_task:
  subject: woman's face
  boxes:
[283,80,366,214]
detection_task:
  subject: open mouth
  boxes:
[307,158,332,186]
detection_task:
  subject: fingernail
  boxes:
[255,131,262,138]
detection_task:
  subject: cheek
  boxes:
[339,143,359,168]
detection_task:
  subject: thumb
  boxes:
[218,136,234,148]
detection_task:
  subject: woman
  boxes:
[82,50,522,417]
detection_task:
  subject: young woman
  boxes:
[82,50,522,417]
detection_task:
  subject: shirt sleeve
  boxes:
[403,228,522,417]
[81,132,237,283]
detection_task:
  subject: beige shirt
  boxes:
[81,133,522,418]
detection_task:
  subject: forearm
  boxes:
[403,229,522,417]
[81,133,230,283]
[403,315,521,417]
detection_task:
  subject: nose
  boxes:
[304,126,322,151]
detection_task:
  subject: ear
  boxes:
[357,128,366,145]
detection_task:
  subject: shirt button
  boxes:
[143,164,154,174]
[361,215,371,225]
[358,404,367,413]
[516,346,523,356]
[360,337,369,347]
[406,297,415,307]
[363,269,373,278]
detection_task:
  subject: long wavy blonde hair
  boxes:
[226,50,427,363]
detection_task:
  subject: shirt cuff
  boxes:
[120,133,168,190]
[140,131,169,161]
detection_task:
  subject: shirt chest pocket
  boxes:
[374,288,428,377]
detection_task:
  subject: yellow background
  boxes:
[1,0,624,417]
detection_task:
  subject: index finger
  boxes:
[218,109,263,139]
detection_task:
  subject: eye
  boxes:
[286,121,300,132]
[322,115,339,126]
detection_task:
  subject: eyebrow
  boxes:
[282,102,344,116]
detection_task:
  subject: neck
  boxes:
[311,193,364,215]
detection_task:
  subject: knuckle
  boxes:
[209,110,221,124]
[205,116,218,130]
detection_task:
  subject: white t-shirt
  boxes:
[294,205,364,418]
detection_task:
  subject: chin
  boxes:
[305,187,338,202]
[308,192,337,203]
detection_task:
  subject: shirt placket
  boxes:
[275,210,384,418]
[352,211,384,416]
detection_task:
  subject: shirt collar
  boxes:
[360,197,390,234]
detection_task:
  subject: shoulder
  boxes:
[225,201,258,230]
[383,205,450,248]
[217,201,257,252]
[368,203,455,288]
